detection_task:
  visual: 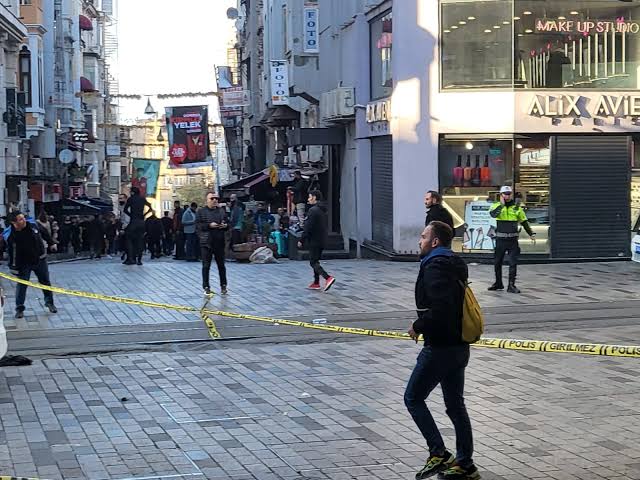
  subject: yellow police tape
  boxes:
[2,271,640,358]
[0,476,42,480]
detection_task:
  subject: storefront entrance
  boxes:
[371,135,393,250]
[551,135,631,259]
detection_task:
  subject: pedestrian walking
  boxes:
[123,186,152,265]
[161,211,174,256]
[105,214,117,256]
[118,194,130,262]
[59,216,72,253]
[6,212,58,319]
[297,190,335,292]
[173,201,185,259]
[196,192,228,295]
[71,217,82,255]
[145,212,163,259]
[488,186,535,294]
[405,221,478,480]
[425,190,454,230]
[288,170,308,224]
[182,202,198,261]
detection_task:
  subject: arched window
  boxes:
[18,46,31,107]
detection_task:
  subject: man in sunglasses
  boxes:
[488,186,535,294]
[196,192,228,295]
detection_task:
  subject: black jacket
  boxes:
[9,222,53,269]
[425,204,454,230]
[196,206,228,245]
[145,217,163,239]
[290,178,308,204]
[302,203,328,249]
[413,251,468,347]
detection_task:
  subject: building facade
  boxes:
[236,0,639,261]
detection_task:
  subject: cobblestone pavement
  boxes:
[1,323,640,480]
[2,258,640,331]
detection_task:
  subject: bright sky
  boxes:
[116,0,237,122]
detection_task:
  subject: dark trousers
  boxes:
[174,231,185,259]
[404,345,473,468]
[16,258,54,312]
[91,238,103,258]
[163,236,174,256]
[494,238,520,286]
[309,246,329,284]
[148,236,162,258]
[201,241,227,289]
[185,233,198,260]
[126,220,145,262]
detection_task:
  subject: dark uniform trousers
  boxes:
[494,238,520,286]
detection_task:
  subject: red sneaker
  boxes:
[307,283,321,290]
[323,276,336,292]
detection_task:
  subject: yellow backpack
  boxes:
[459,280,484,343]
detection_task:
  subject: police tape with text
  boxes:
[1,271,638,359]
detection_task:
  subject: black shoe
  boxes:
[415,451,455,479]
[203,287,211,295]
[507,283,521,294]
[46,304,58,314]
[488,283,504,291]
[136,260,143,266]
[15,311,24,319]
[439,462,480,479]
[221,286,228,295]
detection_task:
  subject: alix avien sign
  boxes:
[528,94,640,118]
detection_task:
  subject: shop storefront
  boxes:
[435,0,640,260]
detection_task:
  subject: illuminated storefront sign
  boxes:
[527,94,640,118]
[535,18,640,34]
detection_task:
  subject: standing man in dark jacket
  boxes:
[88,214,105,259]
[145,212,163,259]
[173,200,185,260]
[297,190,335,291]
[405,221,478,480]
[196,192,228,295]
[7,212,58,319]
[123,186,152,265]
[161,211,174,256]
[424,191,454,230]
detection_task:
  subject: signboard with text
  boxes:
[270,60,290,105]
[303,4,319,53]
[165,105,211,169]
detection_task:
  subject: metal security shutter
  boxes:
[371,136,394,250]
[551,136,631,259]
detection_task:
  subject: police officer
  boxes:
[488,186,535,294]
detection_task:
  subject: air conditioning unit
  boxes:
[320,90,337,120]
[321,87,355,121]
[335,87,355,117]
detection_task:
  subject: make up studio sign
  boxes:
[528,94,640,119]
[536,18,640,34]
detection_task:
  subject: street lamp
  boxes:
[156,128,164,143]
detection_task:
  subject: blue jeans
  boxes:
[404,345,474,467]
[16,258,54,312]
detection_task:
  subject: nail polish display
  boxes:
[463,155,473,186]
[481,155,491,185]
[472,155,481,186]
[453,155,464,186]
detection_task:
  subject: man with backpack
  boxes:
[405,220,479,480]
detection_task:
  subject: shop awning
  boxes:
[80,76,96,92]
[79,14,93,31]
[220,171,269,195]
[61,197,113,216]
[260,105,300,126]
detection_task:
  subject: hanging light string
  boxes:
[113,91,220,100]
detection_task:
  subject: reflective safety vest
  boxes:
[489,202,528,238]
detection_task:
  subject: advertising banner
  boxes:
[303,4,319,53]
[270,60,289,105]
[132,158,161,198]
[165,105,211,169]
[463,201,496,251]
[222,87,250,107]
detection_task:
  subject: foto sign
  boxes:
[270,60,289,106]
[303,4,319,53]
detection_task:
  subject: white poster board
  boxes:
[463,201,496,251]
